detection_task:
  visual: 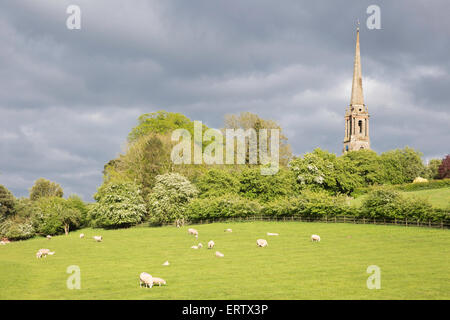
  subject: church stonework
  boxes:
[343,27,370,153]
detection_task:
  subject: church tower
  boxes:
[343,25,370,153]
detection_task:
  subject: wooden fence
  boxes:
[157,215,449,229]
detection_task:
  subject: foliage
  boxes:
[438,155,450,179]
[29,178,63,201]
[342,149,384,185]
[128,110,208,143]
[425,159,442,180]
[379,147,426,184]
[89,181,147,229]
[238,167,298,202]
[289,148,363,194]
[33,197,83,235]
[195,169,240,198]
[67,195,89,227]
[361,187,434,220]
[224,111,293,166]
[0,184,15,220]
[103,134,175,197]
[0,216,35,240]
[185,194,262,221]
[147,173,198,225]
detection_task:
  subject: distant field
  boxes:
[1,221,449,300]
[351,187,450,209]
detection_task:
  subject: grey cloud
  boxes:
[0,0,449,200]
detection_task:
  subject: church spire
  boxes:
[350,24,364,107]
[343,23,371,154]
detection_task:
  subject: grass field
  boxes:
[350,187,450,208]
[1,221,449,300]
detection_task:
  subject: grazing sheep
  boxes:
[46,235,52,240]
[311,234,321,242]
[139,272,153,288]
[188,228,199,238]
[36,249,55,258]
[152,277,166,286]
[215,251,224,258]
[256,239,268,247]
[267,232,279,236]
[93,236,103,242]
[198,243,203,249]
[191,245,199,249]
[207,240,215,249]
[162,261,170,266]
[224,228,232,233]
[0,241,6,245]
[79,233,85,239]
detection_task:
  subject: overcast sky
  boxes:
[0,0,449,201]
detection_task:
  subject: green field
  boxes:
[350,187,450,209]
[1,221,449,300]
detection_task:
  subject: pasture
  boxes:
[350,187,450,209]
[0,221,449,299]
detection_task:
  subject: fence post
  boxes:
[441,221,444,229]
[429,220,431,227]
[344,216,346,223]
[395,217,397,225]
[406,218,408,227]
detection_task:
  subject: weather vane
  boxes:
[357,18,360,31]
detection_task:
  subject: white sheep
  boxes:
[191,245,199,249]
[267,232,279,236]
[46,235,52,240]
[198,243,203,249]
[152,277,167,286]
[188,228,199,238]
[0,241,6,245]
[224,228,232,233]
[79,233,85,239]
[311,234,321,242]
[36,249,55,258]
[162,261,170,266]
[139,272,153,288]
[207,240,215,249]
[256,239,268,247]
[215,251,224,258]
[93,236,103,242]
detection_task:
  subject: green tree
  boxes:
[239,167,298,202]
[89,181,147,228]
[224,112,293,166]
[0,185,15,221]
[33,197,83,235]
[289,148,339,192]
[196,169,240,198]
[29,178,64,201]
[128,110,208,143]
[147,173,198,225]
[379,147,426,184]
[342,149,383,185]
[424,159,442,179]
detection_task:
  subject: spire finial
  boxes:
[356,19,360,31]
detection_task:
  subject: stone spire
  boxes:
[343,23,371,153]
[350,26,364,108]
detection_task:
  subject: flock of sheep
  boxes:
[33,225,321,289]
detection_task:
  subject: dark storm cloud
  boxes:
[0,0,449,200]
